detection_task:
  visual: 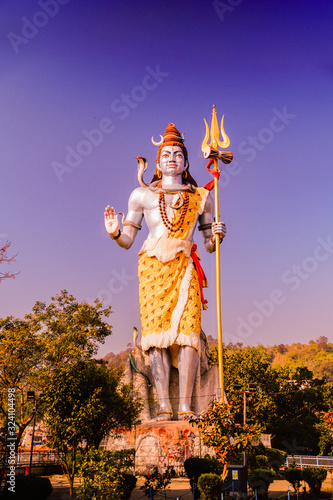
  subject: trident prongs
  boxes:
[201,104,231,153]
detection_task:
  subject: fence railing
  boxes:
[16,449,62,466]
[285,455,333,469]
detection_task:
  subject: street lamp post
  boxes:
[27,391,44,475]
[27,391,36,475]
[233,384,257,466]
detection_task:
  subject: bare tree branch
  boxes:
[0,240,19,282]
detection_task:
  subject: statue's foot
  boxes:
[156,410,172,421]
[177,410,195,421]
[148,410,172,422]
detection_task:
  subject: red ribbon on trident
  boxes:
[204,158,220,191]
[191,244,208,310]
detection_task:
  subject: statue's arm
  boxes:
[104,188,144,250]
[198,192,227,254]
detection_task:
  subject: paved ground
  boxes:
[130,477,194,500]
[46,474,333,499]
[269,478,333,499]
[47,475,80,500]
[47,475,194,500]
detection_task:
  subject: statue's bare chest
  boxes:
[142,193,186,235]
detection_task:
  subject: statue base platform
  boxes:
[103,419,212,474]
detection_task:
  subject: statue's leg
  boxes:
[177,345,199,418]
[149,347,172,420]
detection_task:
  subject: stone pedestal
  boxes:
[104,420,212,474]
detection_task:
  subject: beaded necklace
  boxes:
[158,192,189,232]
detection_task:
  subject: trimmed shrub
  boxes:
[198,473,223,500]
[255,455,269,469]
[184,456,223,499]
[247,444,286,473]
[248,468,275,498]
[301,466,327,496]
[284,465,302,492]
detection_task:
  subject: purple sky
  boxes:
[1,0,332,357]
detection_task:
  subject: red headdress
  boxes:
[151,123,197,186]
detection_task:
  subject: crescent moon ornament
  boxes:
[151,135,164,146]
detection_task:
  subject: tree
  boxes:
[26,289,113,371]
[184,456,223,500]
[301,467,327,496]
[0,290,113,449]
[318,409,333,455]
[190,401,262,482]
[266,367,332,454]
[276,344,287,354]
[77,448,137,500]
[0,241,18,282]
[217,345,333,455]
[284,462,302,495]
[104,345,133,368]
[223,346,279,428]
[316,336,329,351]
[0,317,43,448]
[248,468,275,499]
[43,359,142,498]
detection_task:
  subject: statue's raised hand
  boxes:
[104,205,119,237]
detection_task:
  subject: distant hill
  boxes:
[267,336,333,381]
[103,336,333,382]
[103,345,133,368]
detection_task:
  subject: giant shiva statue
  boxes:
[104,123,226,421]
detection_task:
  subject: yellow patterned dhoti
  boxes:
[138,187,209,361]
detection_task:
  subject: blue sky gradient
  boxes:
[1,0,332,356]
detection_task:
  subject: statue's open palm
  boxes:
[104,205,119,236]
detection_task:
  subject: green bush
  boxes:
[255,455,269,469]
[197,473,223,500]
[284,464,302,492]
[248,468,275,498]
[301,466,327,496]
[77,448,136,500]
[184,456,223,499]
[4,475,52,500]
[247,443,286,473]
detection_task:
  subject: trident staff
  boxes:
[201,105,233,402]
